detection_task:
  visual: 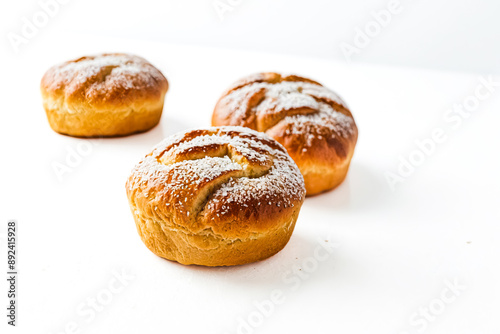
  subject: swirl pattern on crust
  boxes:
[212,73,358,195]
[126,126,306,266]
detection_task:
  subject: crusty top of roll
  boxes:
[41,53,168,109]
[212,73,358,167]
[126,126,305,240]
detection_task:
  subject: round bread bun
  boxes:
[212,73,358,196]
[126,126,306,266]
[41,53,168,137]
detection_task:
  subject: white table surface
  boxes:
[1,33,499,334]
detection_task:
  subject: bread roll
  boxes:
[126,126,306,266]
[41,53,168,137]
[212,73,358,195]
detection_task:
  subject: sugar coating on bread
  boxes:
[41,53,168,137]
[212,73,358,195]
[283,103,356,149]
[126,126,306,266]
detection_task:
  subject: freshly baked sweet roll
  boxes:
[41,53,168,137]
[126,126,306,266]
[212,73,358,195]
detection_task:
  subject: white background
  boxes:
[2,0,500,73]
[1,1,500,334]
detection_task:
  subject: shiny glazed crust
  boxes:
[126,126,306,266]
[212,73,358,195]
[41,53,168,137]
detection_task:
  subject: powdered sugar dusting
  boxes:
[43,53,166,95]
[216,76,357,148]
[282,102,356,147]
[255,82,319,115]
[161,133,270,165]
[205,156,303,217]
[221,80,347,126]
[127,126,305,226]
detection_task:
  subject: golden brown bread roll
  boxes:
[41,53,168,137]
[212,73,358,196]
[126,126,306,266]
